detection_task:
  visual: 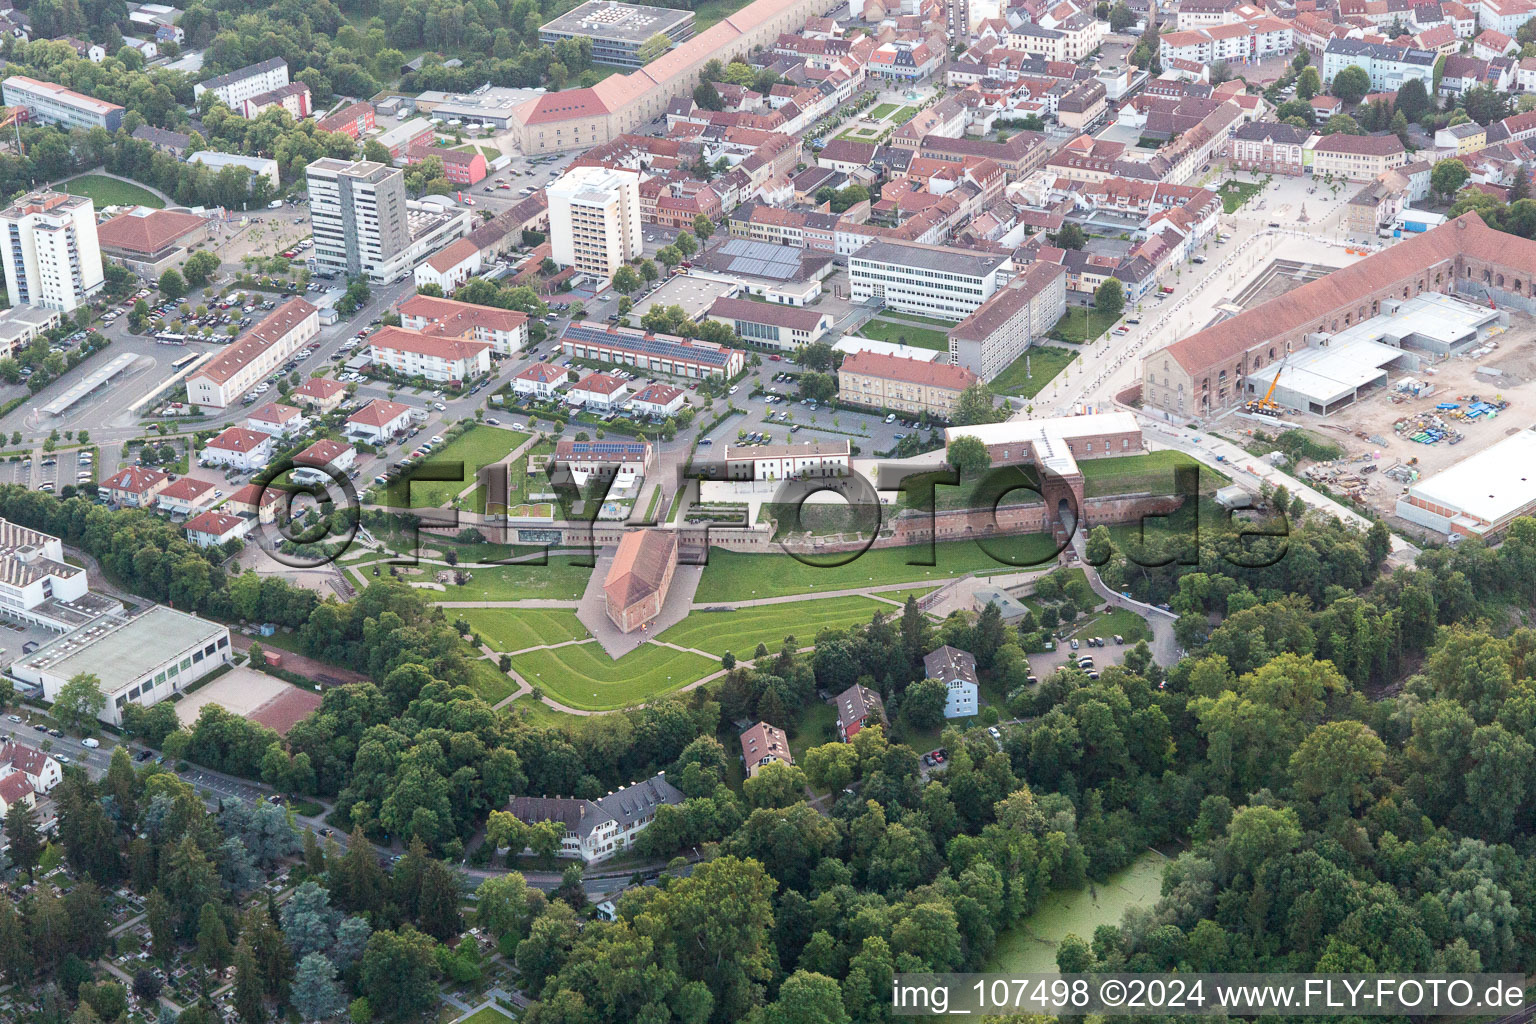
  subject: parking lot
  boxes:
[698,369,931,456]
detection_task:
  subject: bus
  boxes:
[171,353,199,371]
[155,332,187,345]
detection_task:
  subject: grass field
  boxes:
[881,312,957,328]
[409,426,530,508]
[504,694,572,726]
[463,659,518,705]
[454,1008,515,1024]
[869,102,899,119]
[695,0,754,28]
[856,318,950,351]
[788,702,839,766]
[1049,307,1121,344]
[1073,607,1152,644]
[991,345,1077,398]
[1079,450,1225,498]
[1219,179,1265,214]
[462,608,590,651]
[837,126,884,141]
[59,175,164,209]
[509,641,717,710]
[891,105,920,122]
[695,535,1059,602]
[657,596,885,657]
[435,557,592,602]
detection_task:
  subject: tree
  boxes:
[1462,84,1510,126]
[1108,2,1136,31]
[612,266,642,294]
[1510,163,1531,204]
[674,230,699,257]
[1289,720,1387,816]
[1391,109,1411,145]
[52,673,106,734]
[1094,277,1125,317]
[693,213,715,239]
[947,434,991,475]
[234,940,266,1024]
[1052,223,1087,250]
[4,799,42,881]
[159,269,187,300]
[656,245,682,268]
[903,678,948,729]
[360,928,438,1023]
[474,873,533,941]
[802,743,859,792]
[1396,76,1430,120]
[1323,113,1363,135]
[1432,159,1470,201]
[183,250,220,288]
[291,953,346,1023]
[742,761,808,809]
[764,971,850,1024]
[953,381,1002,426]
[195,902,234,981]
[1297,66,1321,100]
[1330,65,1371,104]
[636,32,672,64]
[694,81,723,111]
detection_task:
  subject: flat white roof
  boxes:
[1408,427,1536,527]
[1249,338,1406,406]
[944,411,1140,447]
[834,336,944,361]
[43,353,137,415]
[1330,292,1495,349]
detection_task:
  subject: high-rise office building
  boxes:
[305,159,410,281]
[0,191,104,313]
[548,166,642,280]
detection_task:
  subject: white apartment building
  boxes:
[721,440,851,480]
[194,56,288,109]
[307,157,411,279]
[307,158,470,284]
[923,645,980,719]
[848,239,1013,320]
[947,262,1067,382]
[397,294,529,355]
[367,327,492,383]
[1322,39,1437,91]
[0,191,104,312]
[345,399,417,442]
[200,426,274,471]
[1159,17,1294,66]
[185,298,320,409]
[0,519,93,631]
[506,774,685,863]
[548,165,643,279]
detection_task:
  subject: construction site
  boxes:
[1225,307,1536,533]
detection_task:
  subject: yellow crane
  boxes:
[1247,366,1283,415]
[0,106,25,155]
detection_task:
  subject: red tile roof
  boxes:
[247,401,301,425]
[347,399,413,428]
[368,326,491,362]
[205,427,271,453]
[295,439,353,467]
[159,476,217,501]
[191,299,318,386]
[839,349,979,391]
[1163,213,1536,374]
[96,209,206,254]
[293,377,346,399]
[185,511,247,537]
[102,465,167,494]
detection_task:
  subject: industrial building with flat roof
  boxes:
[10,606,231,727]
[1142,214,1536,418]
[540,1,696,68]
[1247,293,1502,415]
[560,322,745,378]
[1397,427,1536,539]
[849,240,1014,321]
